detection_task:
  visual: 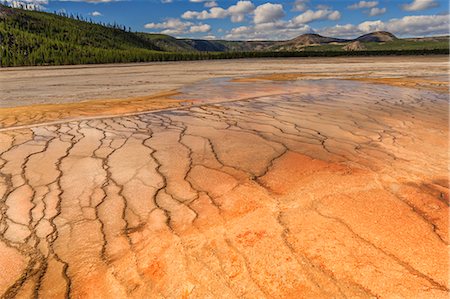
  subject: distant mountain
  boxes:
[0,4,448,66]
[267,33,348,51]
[289,33,349,45]
[355,31,397,42]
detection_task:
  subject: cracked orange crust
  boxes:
[0,76,448,298]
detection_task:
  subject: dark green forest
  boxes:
[0,4,448,67]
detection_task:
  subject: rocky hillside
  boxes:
[356,31,398,42]
[343,41,367,51]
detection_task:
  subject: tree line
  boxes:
[2,46,448,67]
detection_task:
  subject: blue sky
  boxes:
[4,0,450,39]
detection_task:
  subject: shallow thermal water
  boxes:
[0,79,448,298]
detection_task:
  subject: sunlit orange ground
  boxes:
[0,59,448,298]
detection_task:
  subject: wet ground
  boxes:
[0,59,449,298]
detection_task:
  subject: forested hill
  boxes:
[0,4,448,67]
[0,4,165,65]
[0,4,242,65]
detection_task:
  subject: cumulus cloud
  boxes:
[348,1,378,9]
[182,0,255,22]
[318,14,449,38]
[356,20,384,32]
[90,10,102,16]
[204,1,217,8]
[186,0,217,7]
[317,24,360,38]
[328,10,341,20]
[292,0,309,12]
[384,14,448,35]
[4,0,48,10]
[182,7,228,20]
[368,7,386,16]
[189,23,211,33]
[144,18,211,36]
[225,21,313,40]
[253,3,285,24]
[144,18,187,29]
[402,0,438,11]
[348,1,386,18]
[223,3,345,40]
[228,0,256,22]
[293,9,341,24]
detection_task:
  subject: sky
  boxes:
[3,0,450,40]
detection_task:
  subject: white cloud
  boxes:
[348,1,378,9]
[161,0,172,3]
[348,0,387,17]
[182,0,255,23]
[144,18,213,36]
[204,1,217,7]
[385,14,448,35]
[187,0,217,7]
[223,3,344,40]
[292,0,309,12]
[228,0,256,22]
[144,18,191,30]
[90,10,102,16]
[402,0,438,11]
[293,9,341,24]
[368,7,386,16]
[182,7,228,20]
[348,1,386,16]
[4,0,48,10]
[357,20,384,32]
[189,23,211,33]
[254,3,285,24]
[225,21,313,40]
[317,24,361,38]
[328,10,341,20]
